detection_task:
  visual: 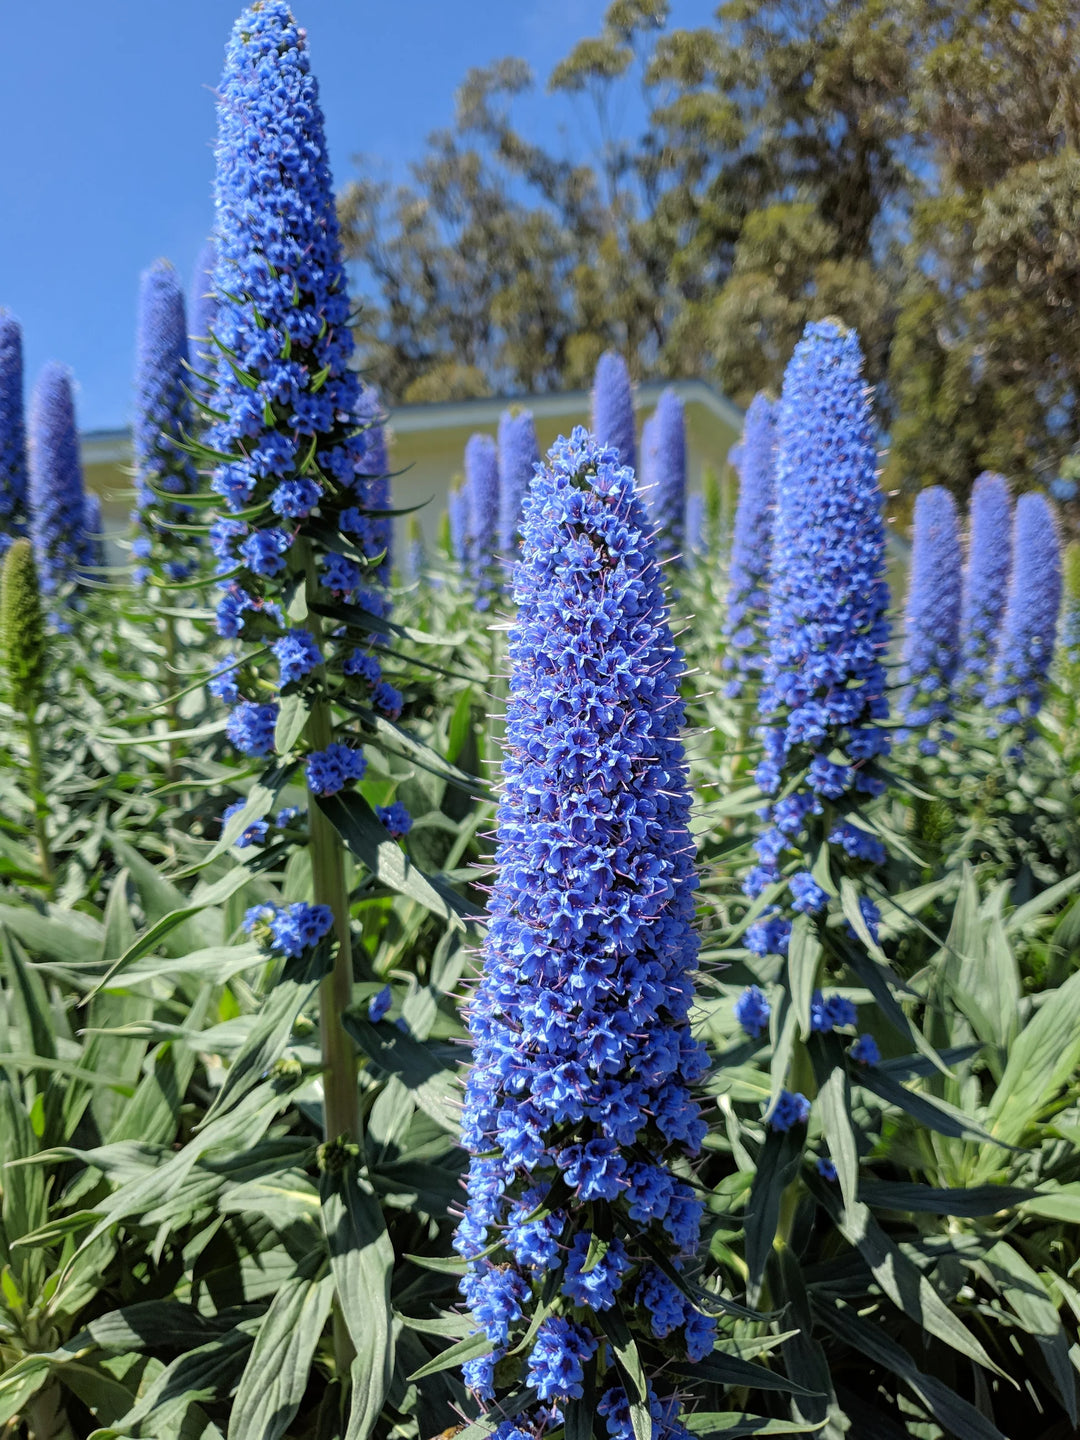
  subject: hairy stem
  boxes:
[301,548,360,1380]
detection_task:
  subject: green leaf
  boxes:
[80,1302,241,1355]
[671,1352,822,1397]
[228,1267,334,1440]
[685,1417,827,1436]
[1,925,57,1062]
[109,943,264,988]
[0,904,102,967]
[978,966,1080,1164]
[318,790,481,925]
[786,915,820,1039]
[982,1240,1076,1423]
[861,1181,1033,1217]
[1020,1184,1080,1222]
[811,1186,1004,1379]
[565,1395,595,1440]
[597,1306,650,1440]
[1006,869,1080,934]
[275,693,310,758]
[856,1065,1009,1149]
[845,948,949,1075]
[840,877,887,961]
[200,974,323,1128]
[343,1016,460,1134]
[321,1162,395,1440]
[116,1330,254,1433]
[812,1055,858,1213]
[92,865,256,994]
[744,1128,802,1304]
[405,1330,491,1382]
[815,1297,1007,1440]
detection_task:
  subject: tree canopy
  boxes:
[337,0,1080,498]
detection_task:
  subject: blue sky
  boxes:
[0,0,717,432]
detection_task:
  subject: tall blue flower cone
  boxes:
[957,471,1013,703]
[28,362,88,605]
[133,259,199,583]
[747,322,891,953]
[205,1,405,1168]
[642,387,687,566]
[0,313,29,555]
[898,486,962,754]
[497,408,539,557]
[464,431,499,603]
[590,351,636,469]
[987,492,1062,729]
[455,426,712,1434]
[722,393,777,699]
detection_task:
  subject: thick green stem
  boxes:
[296,543,359,1145]
[25,1378,75,1440]
[304,686,360,1146]
[300,550,360,1380]
[25,713,52,890]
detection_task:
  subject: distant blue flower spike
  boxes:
[590,351,635,469]
[723,393,777,698]
[188,238,219,409]
[987,492,1062,730]
[957,472,1013,702]
[497,408,539,557]
[356,386,391,580]
[684,492,705,560]
[448,487,467,564]
[464,432,499,601]
[1062,542,1080,670]
[455,425,711,1431]
[133,259,199,583]
[643,388,687,566]
[28,362,88,603]
[898,486,962,752]
[758,323,890,806]
[82,492,106,572]
[747,322,891,976]
[0,313,29,554]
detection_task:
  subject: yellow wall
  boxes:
[80,387,742,563]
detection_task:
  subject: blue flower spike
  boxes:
[898,486,962,754]
[723,393,777,699]
[455,426,713,1431]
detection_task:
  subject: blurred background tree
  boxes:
[338,0,1080,499]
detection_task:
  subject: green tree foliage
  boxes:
[341,0,1080,497]
[885,0,1080,496]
